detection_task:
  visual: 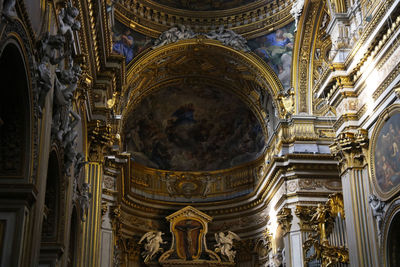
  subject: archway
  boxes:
[39,149,64,265]
[387,211,400,266]
[0,42,30,179]
[0,39,32,267]
[67,207,79,267]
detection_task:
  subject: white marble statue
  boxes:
[290,0,305,32]
[153,25,196,49]
[138,231,166,263]
[214,231,241,262]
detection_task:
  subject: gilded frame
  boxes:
[370,104,400,200]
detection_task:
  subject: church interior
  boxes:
[1,0,400,266]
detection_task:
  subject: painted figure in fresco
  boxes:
[375,117,400,191]
[249,24,294,89]
[124,85,265,171]
[175,220,203,260]
[172,103,196,125]
[113,29,134,63]
[139,231,166,263]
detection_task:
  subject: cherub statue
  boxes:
[58,3,81,38]
[138,231,166,263]
[214,231,241,262]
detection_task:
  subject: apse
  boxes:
[123,82,266,171]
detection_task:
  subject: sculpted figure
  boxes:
[138,231,166,263]
[58,3,81,38]
[79,183,92,222]
[205,26,250,52]
[290,0,305,32]
[368,194,385,237]
[1,0,17,19]
[153,25,196,49]
[214,231,241,262]
[202,175,213,198]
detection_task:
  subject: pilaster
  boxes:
[330,129,379,267]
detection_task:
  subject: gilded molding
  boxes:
[294,0,322,114]
[115,0,294,39]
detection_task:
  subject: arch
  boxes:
[39,147,67,264]
[383,200,400,267]
[67,206,79,267]
[41,150,62,241]
[0,40,31,181]
[122,39,284,118]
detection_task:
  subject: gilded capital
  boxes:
[295,205,317,231]
[329,128,369,173]
[88,120,112,162]
[277,207,293,235]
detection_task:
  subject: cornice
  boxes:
[114,0,294,39]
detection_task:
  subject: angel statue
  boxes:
[138,231,166,263]
[214,231,241,262]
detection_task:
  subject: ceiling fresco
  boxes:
[149,0,260,11]
[123,84,266,171]
[248,22,295,89]
[112,21,154,64]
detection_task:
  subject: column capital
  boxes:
[330,128,369,173]
[277,207,293,236]
[88,120,112,162]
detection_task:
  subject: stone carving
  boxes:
[78,183,92,222]
[290,0,305,32]
[271,248,284,267]
[1,0,16,19]
[153,25,196,49]
[201,175,214,198]
[153,25,250,52]
[58,3,81,40]
[205,26,250,52]
[74,152,86,181]
[36,33,66,114]
[277,208,293,235]
[113,243,123,267]
[138,231,166,263]
[214,231,241,262]
[368,194,386,238]
[161,173,177,197]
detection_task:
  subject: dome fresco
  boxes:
[150,0,260,11]
[124,84,266,171]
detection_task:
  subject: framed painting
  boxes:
[370,104,400,200]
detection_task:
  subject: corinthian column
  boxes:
[330,129,379,266]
